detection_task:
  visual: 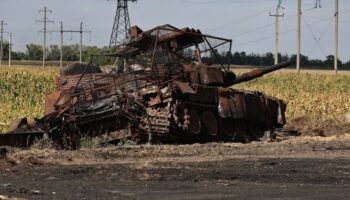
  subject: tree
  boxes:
[290,54,309,66]
[343,61,350,69]
[62,45,79,61]
[26,44,43,60]
[261,52,274,66]
[47,45,61,61]
[324,55,342,69]
[12,51,26,60]
[1,42,10,60]
[82,46,113,65]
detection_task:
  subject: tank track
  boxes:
[144,102,172,134]
[138,88,285,143]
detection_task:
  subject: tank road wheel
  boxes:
[220,118,234,137]
[189,110,201,135]
[202,111,218,136]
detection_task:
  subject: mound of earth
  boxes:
[286,113,350,137]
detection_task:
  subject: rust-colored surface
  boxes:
[1,24,291,149]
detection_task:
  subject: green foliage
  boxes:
[0,67,58,132]
[235,73,350,120]
[62,45,80,61]
[26,44,43,60]
[203,51,350,69]
[47,45,61,61]
[82,46,114,66]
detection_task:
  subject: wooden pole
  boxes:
[334,0,339,74]
[297,0,301,73]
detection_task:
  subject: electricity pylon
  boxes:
[109,0,137,47]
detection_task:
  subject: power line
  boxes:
[235,15,334,47]
[50,22,92,67]
[208,0,325,36]
[306,18,332,58]
[232,7,317,38]
[204,6,274,32]
[234,3,350,48]
[228,1,338,40]
[256,15,271,53]
[36,7,54,67]
[0,20,7,69]
[176,2,230,22]
[302,15,327,57]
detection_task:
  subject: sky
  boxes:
[0,0,350,61]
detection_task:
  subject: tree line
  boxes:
[0,43,112,65]
[203,51,350,69]
[1,42,350,69]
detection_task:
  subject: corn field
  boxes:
[0,67,58,132]
[0,67,350,132]
[236,73,350,120]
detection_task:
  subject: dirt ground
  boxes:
[0,116,350,200]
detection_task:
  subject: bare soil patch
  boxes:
[0,116,349,199]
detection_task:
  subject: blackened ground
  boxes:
[0,133,350,200]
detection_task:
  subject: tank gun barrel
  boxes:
[231,61,291,85]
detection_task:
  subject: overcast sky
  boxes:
[1,0,350,61]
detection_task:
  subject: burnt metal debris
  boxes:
[1,24,291,149]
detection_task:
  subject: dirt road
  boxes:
[1,133,350,200]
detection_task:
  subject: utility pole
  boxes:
[60,22,64,67]
[79,22,90,63]
[109,0,137,47]
[334,0,339,74]
[36,7,54,67]
[315,0,322,8]
[0,20,7,69]
[297,0,301,73]
[8,33,12,67]
[52,22,91,66]
[270,0,284,65]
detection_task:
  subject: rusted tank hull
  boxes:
[142,86,286,143]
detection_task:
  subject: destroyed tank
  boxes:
[3,24,291,148]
